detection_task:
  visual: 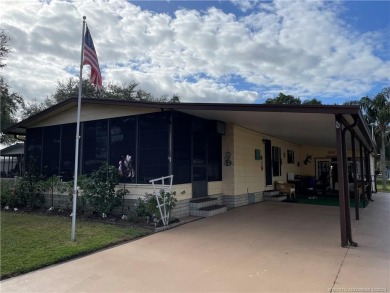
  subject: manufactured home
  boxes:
[4,98,376,247]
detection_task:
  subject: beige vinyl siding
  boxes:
[208,181,223,195]
[29,104,159,128]
[222,123,235,196]
[299,146,335,176]
[230,125,300,196]
[121,183,192,200]
[233,126,265,195]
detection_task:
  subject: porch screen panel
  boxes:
[60,123,76,181]
[109,116,137,183]
[172,112,191,184]
[138,113,169,183]
[25,127,43,173]
[83,120,108,174]
[42,125,61,177]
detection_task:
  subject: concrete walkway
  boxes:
[2,193,389,292]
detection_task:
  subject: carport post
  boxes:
[335,118,347,247]
[364,150,372,200]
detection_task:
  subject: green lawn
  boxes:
[376,179,390,192]
[1,212,151,279]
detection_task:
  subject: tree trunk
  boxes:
[381,128,387,190]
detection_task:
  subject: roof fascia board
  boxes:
[4,97,362,134]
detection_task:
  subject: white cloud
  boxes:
[0,0,388,105]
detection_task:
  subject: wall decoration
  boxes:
[224,152,232,166]
[255,149,262,160]
[303,154,312,165]
[118,154,135,181]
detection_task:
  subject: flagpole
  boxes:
[71,16,86,241]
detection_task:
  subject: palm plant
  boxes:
[360,87,390,190]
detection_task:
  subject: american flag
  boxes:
[83,25,102,89]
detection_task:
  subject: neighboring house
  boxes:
[4,98,375,247]
[0,143,24,177]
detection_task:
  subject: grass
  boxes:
[376,179,390,192]
[284,194,369,208]
[0,212,151,279]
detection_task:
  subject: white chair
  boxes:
[275,181,296,199]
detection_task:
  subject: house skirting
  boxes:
[223,192,264,209]
[41,192,264,218]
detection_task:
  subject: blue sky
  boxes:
[0,0,389,104]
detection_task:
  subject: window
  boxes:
[83,120,108,174]
[138,113,169,183]
[42,125,61,177]
[109,116,137,183]
[287,150,295,164]
[272,146,281,177]
[25,128,43,173]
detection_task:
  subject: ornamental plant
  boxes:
[82,163,128,216]
[136,189,177,225]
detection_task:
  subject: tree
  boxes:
[302,98,322,105]
[264,93,323,105]
[360,88,390,190]
[0,28,10,68]
[265,93,301,104]
[0,30,24,145]
[22,78,181,119]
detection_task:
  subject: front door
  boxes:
[316,159,332,190]
[263,139,272,186]
[192,132,208,198]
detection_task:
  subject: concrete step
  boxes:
[190,204,227,217]
[263,194,287,202]
[263,190,280,196]
[190,197,218,209]
[263,190,286,201]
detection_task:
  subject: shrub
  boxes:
[1,169,48,209]
[82,163,128,215]
[41,176,67,208]
[1,179,18,207]
[135,189,177,225]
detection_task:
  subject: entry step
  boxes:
[190,204,227,217]
[263,190,286,201]
[190,197,218,209]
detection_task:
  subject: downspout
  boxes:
[341,116,359,247]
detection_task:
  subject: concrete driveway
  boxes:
[1,193,389,292]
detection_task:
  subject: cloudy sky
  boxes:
[1,0,389,104]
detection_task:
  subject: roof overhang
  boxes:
[0,143,24,156]
[4,98,375,152]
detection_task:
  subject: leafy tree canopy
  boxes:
[265,93,322,105]
[265,93,301,104]
[302,98,322,105]
[0,28,10,68]
[22,78,180,119]
[0,29,24,144]
[360,88,390,189]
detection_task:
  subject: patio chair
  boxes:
[275,181,296,199]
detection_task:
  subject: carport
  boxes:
[161,102,376,248]
[4,100,375,247]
